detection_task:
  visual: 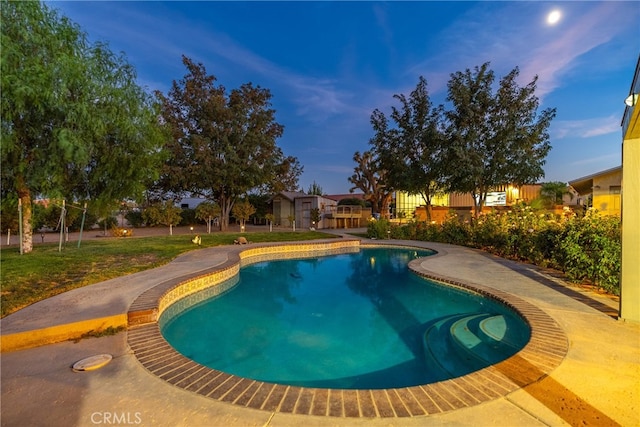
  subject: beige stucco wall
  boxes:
[592,169,622,216]
[620,136,640,322]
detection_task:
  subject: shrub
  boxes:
[531,224,563,267]
[68,209,98,231]
[389,224,408,239]
[387,206,621,295]
[179,208,197,226]
[125,210,145,228]
[142,202,182,227]
[472,211,510,255]
[366,218,391,239]
[0,198,20,233]
[400,221,419,240]
[439,212,471,246]
[556,212,621,294]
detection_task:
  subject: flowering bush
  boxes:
[366,218,391,239]
[555,212,621,294]
[392,205,621,295]
[439,212,472,246]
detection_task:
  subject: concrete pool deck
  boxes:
[1,232,639,426]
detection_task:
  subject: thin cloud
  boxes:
[552,115,620,139]
[58,1,357,123]
[316,164,355,175]
[373,3,395,57]
[288,78,351,122]
[409,2,636,100]
[181,25,356,123]
[568,152,620,167]
[53,3,187,69]
[519,2,631,99]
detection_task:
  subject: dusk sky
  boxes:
[49,1,639,195]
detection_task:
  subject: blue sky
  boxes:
[49,1,639,195]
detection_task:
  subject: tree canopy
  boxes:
[445,63,556,215]
[155,56,301,231]
[306,181,324,196]
[364,63,555,219]
[369,76,445,221]
[1,0,165,253]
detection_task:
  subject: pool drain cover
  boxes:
[72,354,112,372]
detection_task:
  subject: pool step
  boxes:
[422,313,487,381]
[478,314,526,348]
[449,314,520,365]
[422,312,525,381]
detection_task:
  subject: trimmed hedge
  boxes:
[367,206,621,295]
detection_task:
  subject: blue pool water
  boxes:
[161,247,530,389]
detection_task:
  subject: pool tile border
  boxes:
[127,240,568,418]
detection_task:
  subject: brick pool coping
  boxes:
[127,239,568,418]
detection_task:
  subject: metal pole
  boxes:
[58,200,65,252]
[18,199,23,255]
[77,202,87,248]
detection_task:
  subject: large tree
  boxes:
[348,150,392,218]
[1,1,165,253]
[371,76,446,221]
[156,56,301,230]
[445,63,556,216]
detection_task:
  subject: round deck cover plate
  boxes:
[73,354,112,371]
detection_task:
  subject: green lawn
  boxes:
[0,231,337,318]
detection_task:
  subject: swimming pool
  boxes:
[160,247,531,389]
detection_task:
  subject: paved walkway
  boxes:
[1,233,638,426]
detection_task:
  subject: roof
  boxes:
[325,193,366,202]
[269,191,307,202]
[568,166,622,195]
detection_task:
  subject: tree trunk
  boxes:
[366,194,378,216]
[425,204,433,222]
[420,191,433,222]
[18,188,33,254]
[219,196,234,232]
[380,194,392,219]
[472,191,485,218]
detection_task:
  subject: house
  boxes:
[568,166,622,216]
[269,192,338,229]
[269,192,370,229]
[269,191,305,227]
[294,194,338,229]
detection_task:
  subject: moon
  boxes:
[547,10,562,25]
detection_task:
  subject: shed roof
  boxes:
[269,191,307,203]
[568,166,621,195]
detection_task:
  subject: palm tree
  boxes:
[540,182,572,207]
